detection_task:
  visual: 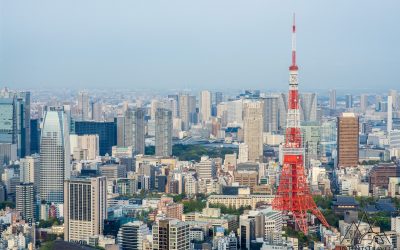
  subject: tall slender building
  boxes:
[300,93,317,122]
[360,94,368,113]
[215,92,223,106]
[243,102,263,162]
[16,183,35,222]
[329,89,336,109]
[388,96,393,133]
[273,15,329,234]
[0,97,17,146]
[40,106,70,204]
[337,113,359,168]
[117,108,145,155]
[262,95,279,133]
[155,108,172,157]
[389,89,399,111]
[78,91,90,120]
[200,90,212,122]
[64,176,107,243]
[179,94,190,131]
[345,94,353,109]
[20,155,40,191]
[0,89,31,158]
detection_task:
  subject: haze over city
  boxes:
[1,0,399,91]
[2,1,400,250]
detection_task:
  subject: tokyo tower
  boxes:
[272,14,329,234]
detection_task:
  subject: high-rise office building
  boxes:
[77,91,90,120]
[40,106,70,204]
[345,94,353,109]
[360,94,368,113]
[179,94,190,131]
[152,219,190,250]
[337,113,359,168]
[0,97,17,149]
[74,120,117,156]
[0,143,17,166]
[91,101,103,121]
[300,93,317,122]
[117,221,149,250]
[329,89,336,110]
[155,108,172,157]
[188,95,197,125]
[388,96,393,133]
[20,155,40,191]
[278,93,288,132]
[30,118,41,154]
[389,89,399,111]
[200,90,212,122]
[320,119,337,162]
[243,102,263,162]
[117,108,145,155]
[0,88,31,158]
[301,121,321,168]
[64,177,107,243]
[215,92,223,106]
[262,96,279,133]
[16,183,35,222]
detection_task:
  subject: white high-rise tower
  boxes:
[40,106,70,204]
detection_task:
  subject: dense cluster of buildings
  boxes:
[1,84,400,249]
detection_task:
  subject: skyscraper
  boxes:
[117,108,145,155]
[40,106,70,204]
[329,89,336,110]
[388,96,393,133]
[0,90,30,158]
[64,176,107,243]
[16,183,35,222]
[301,121,321,168]
[337,113,359,168]
[345,94,353,109]
[91,101,103,121]
[30,118,41,154]
[262,95,279,133]
[155,108,172,157]
[300,93,317,122]
[215,92,223,106]
[20,155,40,191]
[243,102,263,162]
[360,94,368,113]
[78,91,90,120]
[0,97,17,150]
[188,95,197,125]
[179,94,190,131]
[389,89,399,111]
[200,90,212,122]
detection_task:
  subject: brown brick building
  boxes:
[337,113,359,168]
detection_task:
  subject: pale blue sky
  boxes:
[0,0,399,91]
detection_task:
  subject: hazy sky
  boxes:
[0,0,399,91]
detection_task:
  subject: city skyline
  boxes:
[1,1,399,91]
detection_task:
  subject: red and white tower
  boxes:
[272,14,329,234]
